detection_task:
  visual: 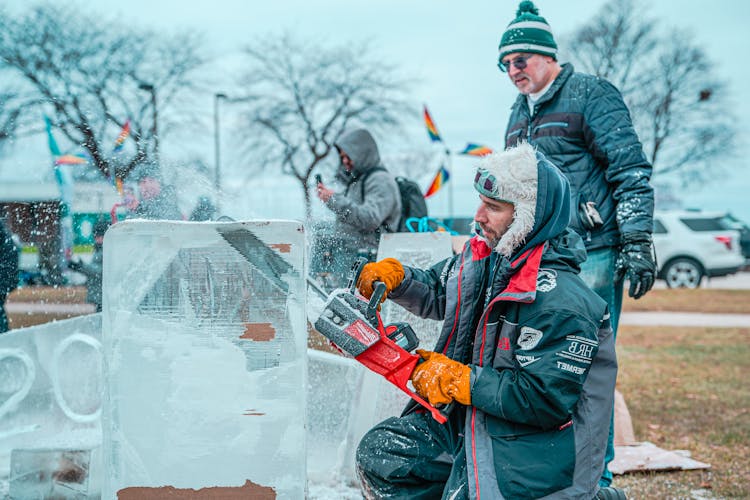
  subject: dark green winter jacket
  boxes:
[390,155,617,499]
[505,63,654,250]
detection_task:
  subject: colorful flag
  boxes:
[424,165,450,198]
[54,153,89,165]
[113,120,131,153]
[423,105,443,143]
[459,143,494,157]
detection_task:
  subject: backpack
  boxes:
[359,167,428,232]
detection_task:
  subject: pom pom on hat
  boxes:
[516,1,539,17]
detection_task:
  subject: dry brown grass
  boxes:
[614,326,750,499]
[8,285,88,303]
[623,289,750,314]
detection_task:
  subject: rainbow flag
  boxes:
[424,165,450,198]
[459,143,493,157]
[113,120,131,153]
[54,153,89,165]
[423,105,442,143]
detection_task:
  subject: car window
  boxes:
[680,217,725,231]
[719,214,749,231]
[653,219,667,234]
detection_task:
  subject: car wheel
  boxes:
[663,258,704,289]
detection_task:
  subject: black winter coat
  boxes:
[505,63,654,250]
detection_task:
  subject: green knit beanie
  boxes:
[498,1,558,62]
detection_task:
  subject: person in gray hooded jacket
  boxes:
[355,142,617,499]
[316,128,401,259]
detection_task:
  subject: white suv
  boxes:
[652,210,745,288]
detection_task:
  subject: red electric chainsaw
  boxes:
[313,259,449,424]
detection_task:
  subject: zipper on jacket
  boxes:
[526,105,536,143]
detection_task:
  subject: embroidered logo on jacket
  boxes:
[498,337,511,351]
[556,335,598,365]
[537,269,557,292]
[440,259,455,286]
[517,326,543,350]
[516,354,540,367]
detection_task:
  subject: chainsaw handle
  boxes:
[367,281,387,313]
[436,402,455,421]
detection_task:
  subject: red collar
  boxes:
[469,237,545,303]
[504,244,545,298]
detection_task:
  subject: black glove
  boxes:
[67,260,83,272]
[615,232,657,299]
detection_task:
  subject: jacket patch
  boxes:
[536,268,557,292]
[440,259,454,286]
[556,335,597,365]
[516,354,540,367]
[517,326,543,350]
[556,361,585,375]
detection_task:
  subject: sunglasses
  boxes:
[498,53,535,73]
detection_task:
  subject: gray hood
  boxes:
[335,129,382,178]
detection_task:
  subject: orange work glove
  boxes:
[410,350,471,406]
[356,258,405,301]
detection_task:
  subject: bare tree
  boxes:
[233,34,413,218]
[635,32,733,180]
[0,3,207,181]
[563,0,736,183]
[0,91,22,147]
[563,0,658,95]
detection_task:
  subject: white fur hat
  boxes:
[473,142,538,257]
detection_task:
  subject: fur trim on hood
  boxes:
[474,142,538,257]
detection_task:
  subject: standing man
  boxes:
[68,218,109,312]
[498,1,656,487]
[0,219,19,333]
[355,143,618,499]
[313,128,401,287]
[133,166,183,221]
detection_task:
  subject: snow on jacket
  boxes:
[389,155,617,498]
[327,129,401,252]
[504,63,654,250]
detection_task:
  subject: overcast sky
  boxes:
[3,0,749,222]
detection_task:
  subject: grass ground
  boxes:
[9,285,87,303]
[623,289,750,314]
[614,326,750,499]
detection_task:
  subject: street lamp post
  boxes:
[214,93,227,212]
[139,83,158,167]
